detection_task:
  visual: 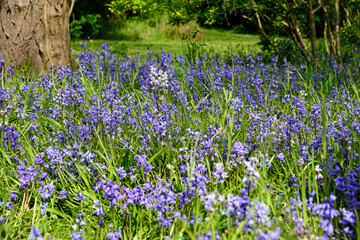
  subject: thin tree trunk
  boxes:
[286,2,313,62]
[0,0,71,75]
[308,0,318,60]
[324,20,329,53]
[322,0,337,56]
[252,0,282,59]
[342,0,351,26]
[69,0,75,18]
[334,0,341,60]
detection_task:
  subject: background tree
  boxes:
[189,0,360,62]
[0,0,72,74]
[107,0,360,62]
[107,0,164,21]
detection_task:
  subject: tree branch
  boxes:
[69,0,75,18]
[251,0,282,58]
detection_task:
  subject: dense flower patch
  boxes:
[0,43,360,239]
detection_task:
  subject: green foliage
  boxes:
[181,38,209,62]
[166,0,246,27]
[107,0,164,20]
[258,37,304,63]
[73,0,112,18]
[339,23,360,53]
[70,14,102,39]
[70,0,112,39]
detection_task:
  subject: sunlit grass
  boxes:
[71,27,261,58]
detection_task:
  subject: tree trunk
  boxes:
[308,0,318,60]
[0,0,71,75]
[251,0,282,59]
[286,1,313,62]
[334,0,341,59]
[342,0,351,26]
[322,0,337,56]
[324,20,329,53]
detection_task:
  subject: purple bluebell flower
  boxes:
[276,153,285,163]
[10,191,18,201]
[232,141,248,156]
[106,227,122,239]
[17,164,37,189]
[38,182,55,199]
[40,202,48,216]
[34,154,45,165]
[311,194,339,219]
[212,163,228,184]
[58,189,69,199]
[201,192,224,212]
[339,208,356,225]
[116,166,127,179]
[197,230,221,240]
[1,126,22,149]
[320,218,334,235]
[292,217,306,235]
[93,206,105,216]
[256,227,281,240]
[75,192,87,202]
[70,230,84,240]
[28,226,43,240]
[248,202,270,227]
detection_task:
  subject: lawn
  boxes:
[71,27,261,57]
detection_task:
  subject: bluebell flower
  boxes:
[201,192,224,212]
[58,189,69,199]
[40,202,48,216]
[256,227,281,240]
[10,191,17,201]
[2,126,22,149]
[212,163,228,184]
[292,217,306,235]
[116,166,127,179]
[93,206,105,216]
[75,192,87,202]
[28,226,43,240]
[17,164,36,189]
[106,227,122,239]
[311,194,339,219]
[320,218,334,235]
[276,153,285,163]
[248,202,270,227]
[197,230,221,240]
[232,141,248,155]
[70,230,84,240]
[339,208,356,226]
[38,182,55,199]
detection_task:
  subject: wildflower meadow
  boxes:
[1,42,360,240]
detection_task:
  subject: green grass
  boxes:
[71,26,260,58]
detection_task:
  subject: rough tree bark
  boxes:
[0,0,71,75]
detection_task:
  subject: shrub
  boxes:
[70,14,102,39]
